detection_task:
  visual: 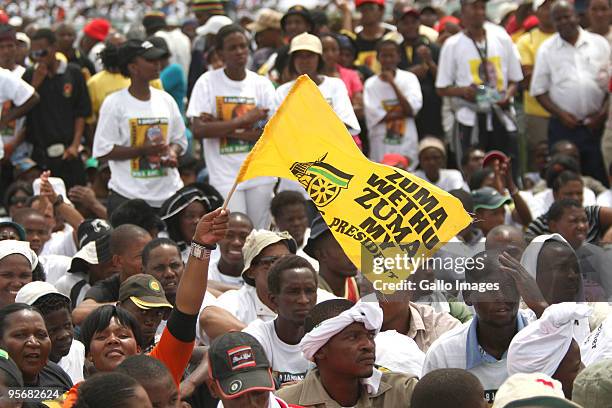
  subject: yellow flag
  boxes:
[236,75,472,292]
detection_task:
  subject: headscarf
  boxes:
[508,303,592,377]
[0,240,38,270]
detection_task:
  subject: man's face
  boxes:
[420,10,438,27]
[283,15,310,40]
[144,244,183,306]
[213,388,270,408]
[56,25,76,51]
[397,14,420,41]
[554,180,583,203]
[549,206,588,249]
[552,4,579,39]
[536,244,581,304]
[553,340,584,398]
[377,43,400,71]
[142,374,180,408]
[270,267,317,323]
[247,243,290,295]
[588,0,611,31]
[315,233,358,277]
[219,217,253,267]
[20,214,51,255]
[115,235,152,278]
[475,207,505,236]
[30,38,55,67]
[358,3,384,26]
[274,203,308,247]
[0,39,16,68]
[463,149,485,177]
[119,299,165,347]
[317,322,376,378]
[469,272,520,328]
[43,308,74,363]
[219,32,249,70]
[462,1,487,28]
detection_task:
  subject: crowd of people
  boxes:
[0,0,611,406]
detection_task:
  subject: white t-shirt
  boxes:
[58,339,85,384]
[364,69,422,167]
[436,30,523,131]
[55,272,90,307]
[413,169,469,192]
[38,254,72,285]
[208,259,244,286]
[243,319,309,384]
[186,68,276,193]
[155,29,191,77]
[531,187,597,218]
[41,225,77,258]
[0,67,35,160]
[92,87,187,207]
[423,311,530,404]
[597,190,612,207]
[195,291,218,346]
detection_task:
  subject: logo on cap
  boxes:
[149,280,161,292]
[227,346,256,371]
[228,379,243,394]
[63,83,73,98]
[142,41,154,49]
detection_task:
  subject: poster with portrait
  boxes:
[469,56,503,90]
[382,99,405,145]
[129,117,169,178]
[216,96,257,155]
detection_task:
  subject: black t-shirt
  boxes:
[84,274,121,302]
[23,60,92,160]
[26,361,73,392]
[354,28,391,74]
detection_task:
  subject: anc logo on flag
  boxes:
[290,153,353,208]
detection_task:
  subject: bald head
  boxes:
[485,225,525,254]
[229,212,253,228]
[110,224,152,256]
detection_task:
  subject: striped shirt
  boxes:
[525,205,602,243]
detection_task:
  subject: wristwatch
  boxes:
[190,241,214,261]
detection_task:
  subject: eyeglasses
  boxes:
[254,255,281,267]
[9,196,28,206]
[30,49,49,59]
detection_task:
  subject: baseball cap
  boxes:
[147,36,171,58]
[119,274,172,310]
[195,15,232,36]
[400,7,420,18]
[118,39,167,67]
[289,32,322,55]
[15,32,29,48]
[191,0,225,15]
[241,230,296,286]
[381,153,409,169]
[15,281,70,305]
[356,0,385,7]
[142,12,167,33]
[247,9,282,33]
[69,233,112,275]
[83,18,111,42]
[471,187,512,210]
[572,359,612,408]
[0,221,26,241]
[483,150,509,168]
[281,5,314,32]
[303,214,331,258]
[492,373,582,408]
[208,332,274,399]
[418,136,446,157]
[160,185,212,222]
[77,219,112,249]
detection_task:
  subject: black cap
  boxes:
[142,12,167,33]
[208,332,274,399]
[147,36,171,58]
[78,219,112,249]
[118,39,168,66]
[303,213,331,258]
[281,5,314,32]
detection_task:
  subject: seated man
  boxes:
[471,187,512,239]
[422,249,542,405]
[303,215,360,301]
[411,368,487,408]
[276,299,418,407]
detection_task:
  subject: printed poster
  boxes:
[216,96,256,155]
[129,117,169,178]
[468,55,503,90]
[382,99,405,145]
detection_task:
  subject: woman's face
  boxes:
[321,36,339,67]
[87,317,140,372]
[0,255,32,307]
[178,201,206,242]
[293,50,320,77]
[1,310,51,383]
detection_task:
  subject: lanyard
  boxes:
[468,31,489,84]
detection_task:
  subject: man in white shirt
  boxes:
[414,137,469,192]
[531,0,610,185]
[436,0,523,176]
[243,254,317,386]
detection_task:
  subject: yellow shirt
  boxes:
[86,70,163,123]
[516,28,554,117]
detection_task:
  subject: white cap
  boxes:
[0,240,38,271]
[196,15,233,37]
[492,373,582,408]
[15,32,30,49]
[533,0,548,11]
[289,32,322,55]
[15,281,69,305]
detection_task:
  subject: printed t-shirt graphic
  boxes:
[129,117,169,178]
[381,99,405,145]
[216,96,256,155]
[469,55,503,90]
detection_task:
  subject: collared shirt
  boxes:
[530,28,610,120]
[276,368,418,408]
[406,302,461,352]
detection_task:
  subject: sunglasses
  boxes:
[31,49,49,59]
[9,196,28,206]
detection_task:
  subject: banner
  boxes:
[235,75,472,292]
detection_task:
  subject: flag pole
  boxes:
[221,180,238,211]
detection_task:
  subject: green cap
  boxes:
[572,358,612,408]
[119,274,172,310]
[471,187,512,211]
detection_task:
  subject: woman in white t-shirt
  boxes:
[92,39,187,213]
[187,24,276,229]
[414,137,469,192]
